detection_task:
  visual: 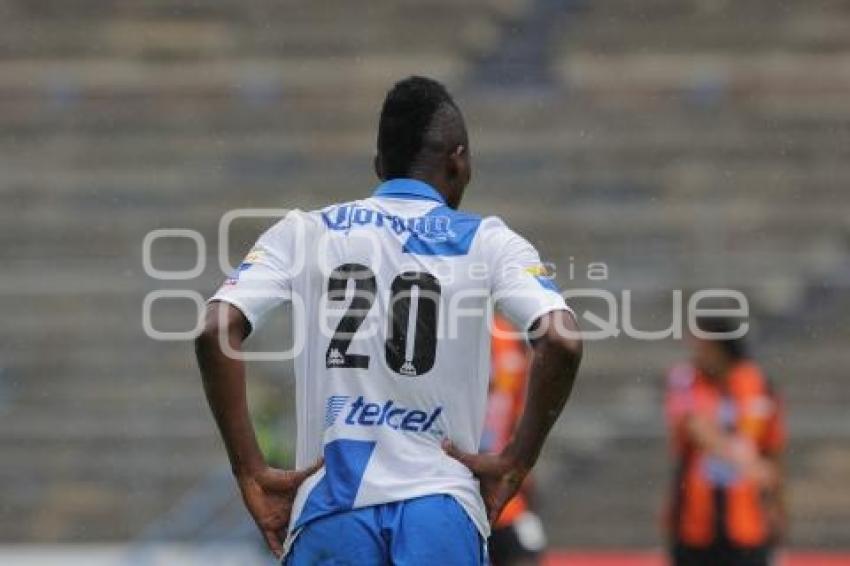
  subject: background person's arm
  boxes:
[763,390,788,543]
[195,302,321,557]
[445,309,582,525]
[684,414,777,488]
[764,452,787,544]
[684,413,736,460]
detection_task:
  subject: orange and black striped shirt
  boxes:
[665,361,785,548]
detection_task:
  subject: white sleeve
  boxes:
[209,211,305,334]
[484,217,571,332]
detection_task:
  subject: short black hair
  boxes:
[377,76,457,179]
[694,316,748,360]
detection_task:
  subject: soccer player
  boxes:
[195,76,583,565]
[665,316,786,566]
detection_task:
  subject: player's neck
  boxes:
[406,173,461,209]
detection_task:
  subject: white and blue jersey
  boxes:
[210,179,569,554]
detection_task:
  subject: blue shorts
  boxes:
[284,494,487,566]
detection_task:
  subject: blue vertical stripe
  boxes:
[294,439,377,530]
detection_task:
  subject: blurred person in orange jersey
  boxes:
[665,316,786,566]
[483,315,547,566]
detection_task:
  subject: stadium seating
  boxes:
[0,0,847,548]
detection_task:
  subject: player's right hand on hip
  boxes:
[236,459,324,558]
[442,439,529,526]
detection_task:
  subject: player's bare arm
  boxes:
[445,308,582,525]
[194,301,322,557]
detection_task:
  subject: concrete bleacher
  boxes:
[0,0,848,549]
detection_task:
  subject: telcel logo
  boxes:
[332,396,443,433]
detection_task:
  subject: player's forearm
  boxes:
[195,304,266,478]
[507,310,582,470]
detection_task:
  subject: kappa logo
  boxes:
[326,348,345,367]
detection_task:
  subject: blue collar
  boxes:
[373,178,446,205]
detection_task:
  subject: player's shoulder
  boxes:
[478,214,510,233]
[262,208,321,237]
[477,215,528,241]
[253,209,327,256]
[474,215,537,257]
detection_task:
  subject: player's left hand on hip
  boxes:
[442,439,529,526]
[236,458,324,558]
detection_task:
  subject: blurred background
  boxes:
[1,0,849,564]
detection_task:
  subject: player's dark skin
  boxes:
[195,97,583,557]
[443,308,582,526]
[195,306,321,557]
